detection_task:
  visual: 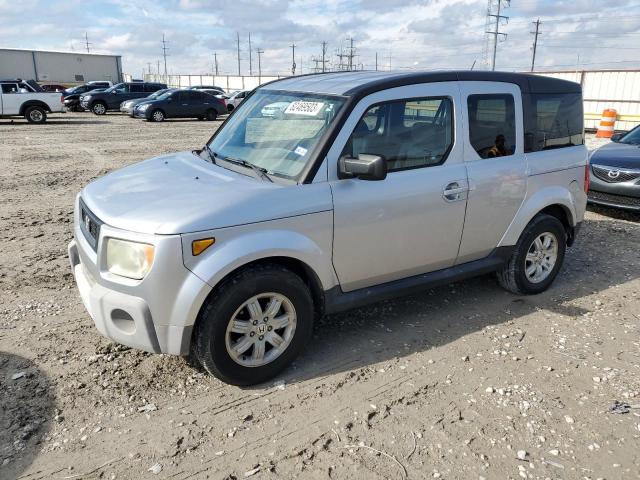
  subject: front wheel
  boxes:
[497,214,566,295]
[204,109,217,121]
[149,109,165,122]
[192,264,314,386]
[91,102,107,115]
[25,106,47,124]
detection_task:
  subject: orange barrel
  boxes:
[596,109,617,138]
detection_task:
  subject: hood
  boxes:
[81,151,331,235]
[590,141,640,169]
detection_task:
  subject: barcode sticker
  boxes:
[285,101,325,116]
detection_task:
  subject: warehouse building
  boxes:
[0,48,122,86]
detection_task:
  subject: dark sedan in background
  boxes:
[133,89,226,122]
[120,88,175,115]
[589,125,640,211]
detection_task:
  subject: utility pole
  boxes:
[485,0,510,71]
[321,41,327,72]
[213,52,219,76]
[347,37,355,71]
[248,33,253,76]
[375,52,378,71]
[84,32,92,53]
[157,60,160,76]
[161,34,169,80]
[311,42,329,73]
[147,62,152,75]
[291,43,296,75]
[236,32,241,76]
[530,18,541,72]
[256,48,264,80]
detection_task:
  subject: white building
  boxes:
[0,48,122,86]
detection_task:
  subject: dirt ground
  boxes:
[1,113,639,480]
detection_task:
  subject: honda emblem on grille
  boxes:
[607,169,621,179]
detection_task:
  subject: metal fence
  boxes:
[534,70,640,131]
[140,70,640,131]
[142,74,284,91]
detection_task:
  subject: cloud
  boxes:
[1,0,639,76]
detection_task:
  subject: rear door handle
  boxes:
[443,181,468,202]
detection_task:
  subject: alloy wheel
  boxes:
[524,232,558,283]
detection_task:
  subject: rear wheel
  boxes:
[497,214,566,295]
[25,106,47,124]
[192,263,314,386]
[91,102,107,115]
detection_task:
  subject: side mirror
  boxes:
[339,154,387,181]
[610,133,623,142]
[111,90,118,94]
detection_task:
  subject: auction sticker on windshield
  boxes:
[285,101,325,116]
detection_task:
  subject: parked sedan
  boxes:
[588,125,640,211]
[63,84,109,111]
[120,88,174,115]
[133,89,226,122]
[226,90,251,112]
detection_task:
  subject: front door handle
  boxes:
[443,181,468,202]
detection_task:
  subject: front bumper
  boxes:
[588,167,640,211]
[68,198,212,355]
[133,109,149,119]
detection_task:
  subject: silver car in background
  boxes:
[69,71,588,385]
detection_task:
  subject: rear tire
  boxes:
[91,102,107,115]
[25,106,47,124]
[497,214,566,295]
[192,263,314,386]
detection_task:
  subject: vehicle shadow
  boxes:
[587,203,640,222]
[272,215,639,385]
[0,119,110,126]
[0,352,56,479]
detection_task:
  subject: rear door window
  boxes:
[130,83,145,93]
[467,94,516,158]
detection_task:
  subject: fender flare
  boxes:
[498,185,577,247]
[19,100,52,115]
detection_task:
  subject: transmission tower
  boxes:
[311,41,329,73]
[484,0,510,70]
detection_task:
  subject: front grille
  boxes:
[588,190,640,208]
[79,199,102,251]
[592,164,640,184]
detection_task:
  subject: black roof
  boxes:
[266,70,582,97]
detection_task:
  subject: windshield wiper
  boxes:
[202,144,217,165]
[215,154,274,183]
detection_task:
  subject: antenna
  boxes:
[530,18,542,72]
[84,32,92,53]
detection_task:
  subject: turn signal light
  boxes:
[192,238,215,256]
[584,164,590,193]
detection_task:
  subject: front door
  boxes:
[455,82,528,264]
[329,82,468,292]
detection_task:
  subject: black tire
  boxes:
[91,102,107,115]
[205,109,217,121]
[497,214,567,295]
[149,109,165,122]
[25,106,47,124]
[192,263,314,386]
[227,104,235,112]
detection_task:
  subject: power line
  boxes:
[530,18,541,72]
[485,0,510,71]
[161,34,169,79]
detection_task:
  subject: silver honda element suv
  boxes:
[69,71,588,385]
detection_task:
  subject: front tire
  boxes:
[497,214,566,295]
[149,109,165,122]
[192,264,314,386]
[25,106,47,124]
[205,109,217,121]
[91,102,107,115]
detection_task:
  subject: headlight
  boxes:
[138,104,150,111]
[106,238,154,280]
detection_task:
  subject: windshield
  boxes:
[149,89,170,98]
[207,90,346,179]
[620,125,640,145]
[105,83,126,93]
[66,86,86,94]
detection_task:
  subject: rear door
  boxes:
[129,83,146,100]
[456,82,527,264]
[329,82,468,291]
[1,83,22,115]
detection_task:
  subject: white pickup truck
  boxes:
[0,79,65,123]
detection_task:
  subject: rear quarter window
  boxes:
[524,93,583,152]
[467,94,516,159]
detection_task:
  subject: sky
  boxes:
[1,0,639,77]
